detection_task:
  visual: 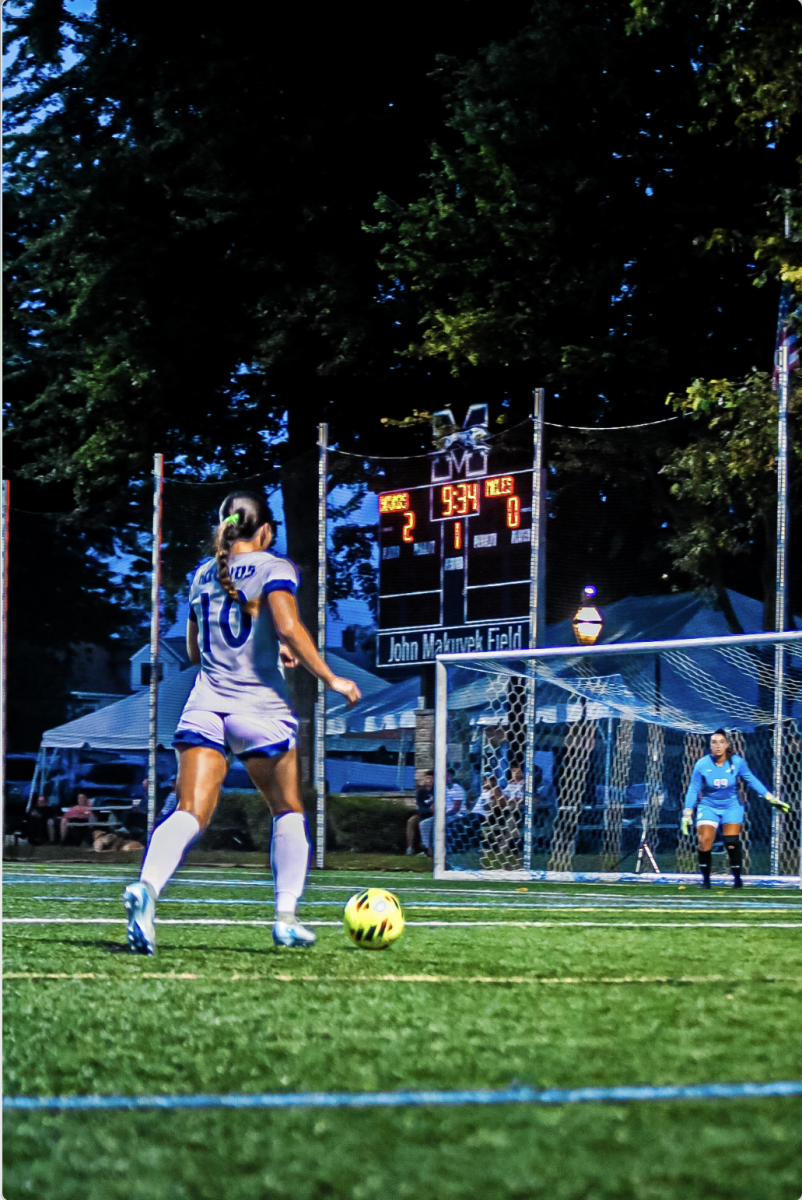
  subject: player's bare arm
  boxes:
[186,619,201,666]
[268,588,361,707]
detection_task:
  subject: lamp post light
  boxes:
[572,585,603,646]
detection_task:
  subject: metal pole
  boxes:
[772,343,789,876]
[148,453,164,839]
[523,388,545,872]
[438,628,802,664]
[1,481,9,831]
[433,658,448,878]
[314,423,328,869]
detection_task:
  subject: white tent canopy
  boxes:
[41,667,201,750]
[40,651,390,752]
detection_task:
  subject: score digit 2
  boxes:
[402,512,416,543]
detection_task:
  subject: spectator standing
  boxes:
[419,768,465,857]
[505,764,524,806]
[406,770,434,855]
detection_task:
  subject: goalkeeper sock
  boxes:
[271,811,309,917]
[698,848,712,887]
[725,835,743,886]
[140,811,200,897]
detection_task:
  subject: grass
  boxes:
[4,865,802,1199]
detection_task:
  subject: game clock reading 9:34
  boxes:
[439,482,479,518]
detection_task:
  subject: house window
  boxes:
[140,663,164,686]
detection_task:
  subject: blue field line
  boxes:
[5,1080,802,1112]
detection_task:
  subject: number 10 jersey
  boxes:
[184,551,299,716]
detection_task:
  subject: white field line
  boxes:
[8,873,802,901]
[7,878,802,910]
[9,896,802,914]
[4,917,802,929]
[4,971,799,985]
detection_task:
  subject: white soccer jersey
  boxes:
[184,551,299,716]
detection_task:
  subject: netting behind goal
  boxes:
[434,633,802,882]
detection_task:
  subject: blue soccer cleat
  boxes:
[123,882,157,956]
[273,915,316,948]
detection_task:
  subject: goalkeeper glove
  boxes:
[765,792,790,814]
[680,810,693,837]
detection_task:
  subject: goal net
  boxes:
[432,632,802,884]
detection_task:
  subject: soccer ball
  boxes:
[343,888,404,950]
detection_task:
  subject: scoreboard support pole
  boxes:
[315,423,328,869]
[523,388,546,872]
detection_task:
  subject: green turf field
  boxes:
[4,865,802,1199]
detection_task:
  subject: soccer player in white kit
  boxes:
[123,491,361,954]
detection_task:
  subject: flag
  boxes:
[773,284,800,389]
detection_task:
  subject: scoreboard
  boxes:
[376,429,535,669]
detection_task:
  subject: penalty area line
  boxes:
[5,1080,802,1112]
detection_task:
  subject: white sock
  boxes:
[271,811,309,917]
[140,811,200,897]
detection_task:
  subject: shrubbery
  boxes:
[325,794,410,854]
[204,790,410,854]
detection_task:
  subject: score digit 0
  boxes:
[506,495,520,529]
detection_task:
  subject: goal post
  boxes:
[433,630,802,885]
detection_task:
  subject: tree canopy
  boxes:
[372,0,800,424]
[3,0,801,746]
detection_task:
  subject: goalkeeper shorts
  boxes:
[696,798,745,828]
[174,709,297,761]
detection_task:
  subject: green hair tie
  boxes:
[223,513,240,527]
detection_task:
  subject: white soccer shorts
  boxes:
[173,709,298,760]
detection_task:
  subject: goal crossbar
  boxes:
[437,629,802,664]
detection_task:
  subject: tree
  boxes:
[628,0,802,295]
[3,0,536,732]
[5,495,144,748]
[372,0,799,425]
[661,372,801,631]
[3,0,537,509]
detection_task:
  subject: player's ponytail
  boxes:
[215,491,273,616]
[712,728,734,761]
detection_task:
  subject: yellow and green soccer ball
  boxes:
[343,888,404,950]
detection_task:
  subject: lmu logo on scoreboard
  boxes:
[378,622,528,667]
[375,404,535,670]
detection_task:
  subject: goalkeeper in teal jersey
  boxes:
[681,729,788,888]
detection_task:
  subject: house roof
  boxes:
[129,637,191,666]
[42,667,201,749]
